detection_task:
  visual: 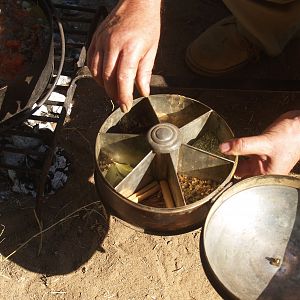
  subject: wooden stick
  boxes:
[129,184,160,203]
[128,181,158,200]
[159,180,175,208]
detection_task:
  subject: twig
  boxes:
[0,224,5,237]
[33,209,43,256]
[82,207,107,220]
[50,291,67,295]
[0,224,5,245]
[3,201,103,262]
[0,273,11,280]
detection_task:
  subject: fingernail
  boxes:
[143,82,150,96]
[126,101,132,112]
[219,142,231,153]
[142,75,151,96]
[120,104,128,113]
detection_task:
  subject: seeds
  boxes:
[192,131,223,156]
[178,174,219,204]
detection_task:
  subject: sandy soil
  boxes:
[1,0,300,300]
[0,79,223,300]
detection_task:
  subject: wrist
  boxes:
[114,0,162,22]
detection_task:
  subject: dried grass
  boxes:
[33,210,43,256]
[3,200,105,262]
[0,224,5,245]
[0,273,10,280]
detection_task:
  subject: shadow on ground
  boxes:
[0,80,112,275]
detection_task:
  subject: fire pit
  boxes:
[0,0,65,128]
[0,1,107,212]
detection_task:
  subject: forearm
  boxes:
[103,0,162,37]
[116,0,162,14]
[118,0,162,6]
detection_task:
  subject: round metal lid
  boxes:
[203,175,300,300]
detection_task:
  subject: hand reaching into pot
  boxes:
[87,0,161,113]
[219,110,300,177]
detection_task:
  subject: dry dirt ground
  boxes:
[1,0,300,300]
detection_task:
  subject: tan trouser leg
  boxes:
[223,0,300,56]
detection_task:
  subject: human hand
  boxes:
[219,111,300,177]
[87,0,161,113]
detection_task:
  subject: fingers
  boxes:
[234,156,267,178]
[135,47,157,97]
[220,135,272,178]
[88,41,143,113]
[93,50,104,87]
[116,48,140,112]
[87,31,157,113]
[86,40,95,72]
[87,38,104,86]
[102,49,119,101]
[219,135,272,156]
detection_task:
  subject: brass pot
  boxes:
[95,94,237,234]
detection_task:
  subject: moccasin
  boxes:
[185,16,261,76]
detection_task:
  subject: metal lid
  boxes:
[203,175,300,300]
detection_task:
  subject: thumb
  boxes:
[219,135,272,156]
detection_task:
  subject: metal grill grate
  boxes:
[0,3,107,213]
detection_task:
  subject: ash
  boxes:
[0,127,70,198]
